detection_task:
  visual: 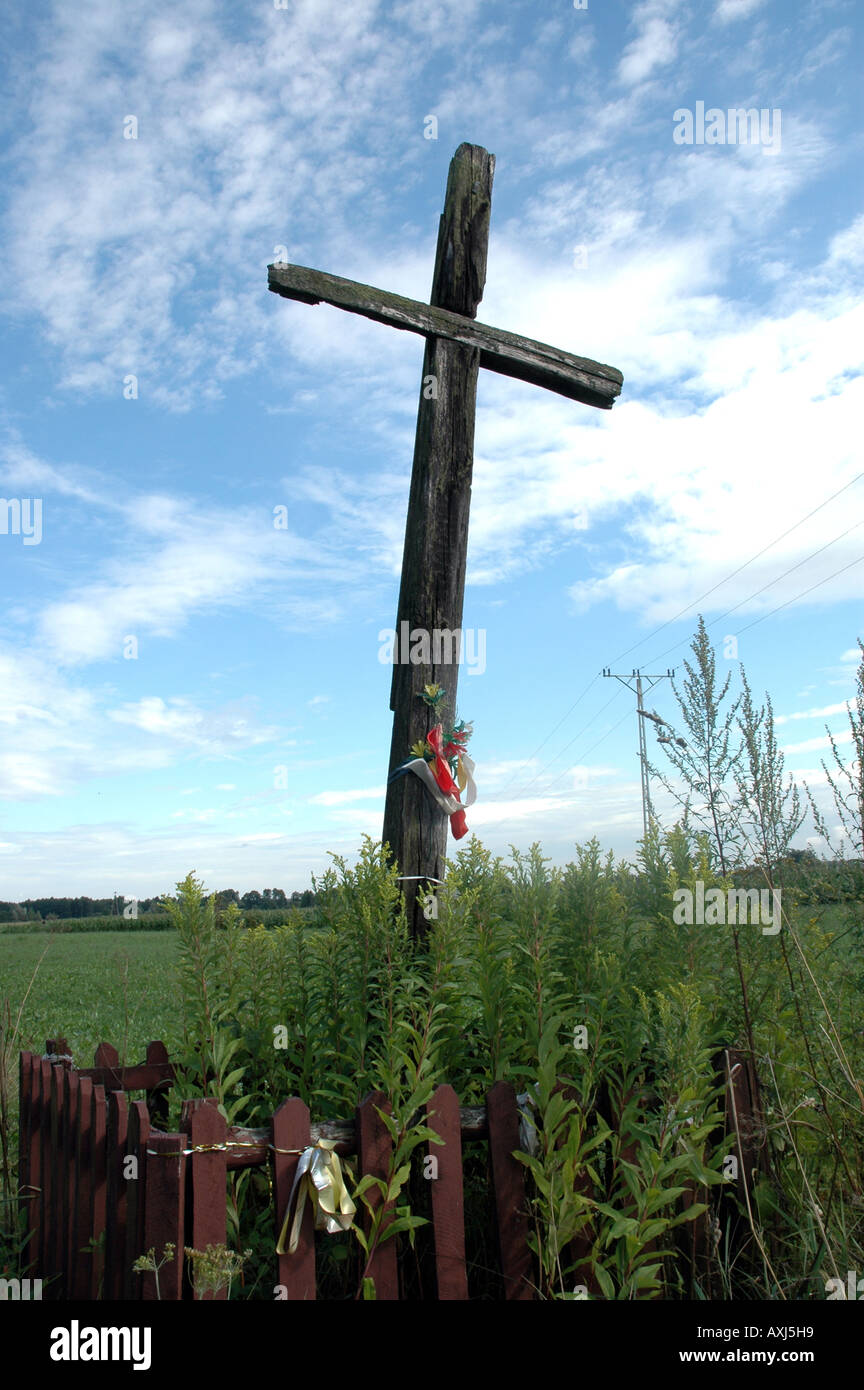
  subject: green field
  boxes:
[2,931,180,1064]
[2,904,851,1067]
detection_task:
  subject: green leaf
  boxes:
[385,1164,413,1201]
[669,1203,708,1227]
[381,1215,428,1240]
[638,1218,670,1244]
[608,1217,639,1241]
[353,1174,385,1200]
[594,1264,616,1299]
[632,1263,663,1290]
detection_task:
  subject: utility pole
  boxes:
[602,667,676,844]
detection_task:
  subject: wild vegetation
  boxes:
[2,623,863,1299]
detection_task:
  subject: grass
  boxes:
[1,854,862,1300]
[2,903,850,1067]
[1,931,180,1063]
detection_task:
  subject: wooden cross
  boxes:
[268,143,623,938]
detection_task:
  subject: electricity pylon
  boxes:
[602,667,676,845]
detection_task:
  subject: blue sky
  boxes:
[1,0,862,899]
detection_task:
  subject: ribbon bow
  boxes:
[388,723,476,839]
[276,1141,357,1255]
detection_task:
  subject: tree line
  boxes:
[0,887,317,923]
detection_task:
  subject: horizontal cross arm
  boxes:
[268,262,623,409]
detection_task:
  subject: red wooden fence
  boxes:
[17,1038,761,1302]
[17,1038,537,1301]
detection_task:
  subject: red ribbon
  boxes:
[427,725,468,839]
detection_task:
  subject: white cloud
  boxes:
[309,786,386,807]
[774,701,852,726]
[617,17,679,87]
[827,215,864,270]
[714,0,767,22]
[781,730,853,755]
[1,0,860,888]
[108,697,277,753]
[0,641,281,801]
[0,0,502,410]
[2,462,361,667]
[0,440,114,506]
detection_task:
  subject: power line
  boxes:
[484,541,862,814]
[642,522,864,670]
[732,551,864,638]
[486,685,626,802]
[713,520,862,623]
[529,706,635,798]
[490,703,635,804]
[478,476,863,816]
[510,671,600,769]
[609,470,864,666]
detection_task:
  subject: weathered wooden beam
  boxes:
[382,141,494,940]
[76,1061,175,1090]
[225,1104,488,1169]
[268,262,622,409]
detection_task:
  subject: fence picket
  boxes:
[355,1091,399,1300]
[181,1099,228,1300]
[73,1076,94,1299]
[90,1085,108,1298]
[141,1131,186,1300]
[18,1053,41,1276]
[426,1084,468,1300]
[486,1081,534,1300]
[272,1097,316,1301]
[48,1065,64,1292]
[105,1090,129,1300]
[124,1101,151,1300]
[37,1058,52,1284]
[66,1070,83,1296]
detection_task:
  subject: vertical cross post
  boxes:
[381,143,495,939]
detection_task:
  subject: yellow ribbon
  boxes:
[276,1140,356,1255]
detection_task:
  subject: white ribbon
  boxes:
[276,1141,356,1255]
[397,751,477,816]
